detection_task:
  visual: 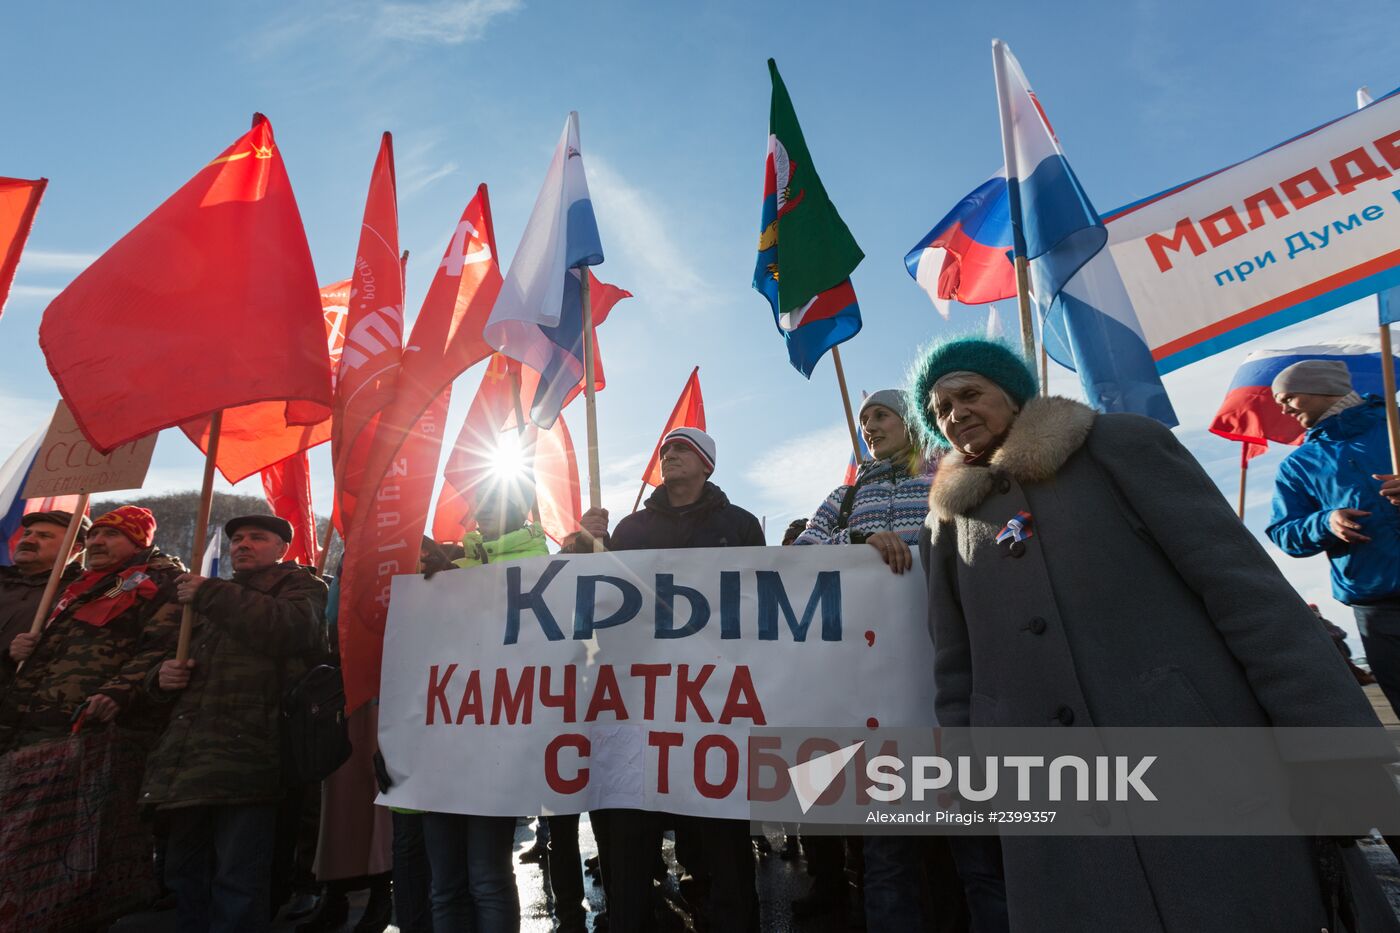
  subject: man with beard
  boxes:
[0,510,90,663]
[0,505,183,750]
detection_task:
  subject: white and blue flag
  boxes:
[483,111,604,429]
[199,525,221,579]
[992,40,1177,427]
[0,426,46,568]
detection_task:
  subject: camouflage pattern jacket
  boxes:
[140,561,328,810]
[0,561,83,671]
[0,548,184,750]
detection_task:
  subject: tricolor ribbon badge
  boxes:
[995,511,1033,545]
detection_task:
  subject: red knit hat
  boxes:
[89,506,157,548]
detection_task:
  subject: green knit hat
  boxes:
[907,336,1037,448]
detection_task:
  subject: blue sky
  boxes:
[2,0,1397,638]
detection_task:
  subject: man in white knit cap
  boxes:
[1267,358,1400,713]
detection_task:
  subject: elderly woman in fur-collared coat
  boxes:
[910,337,1392,933]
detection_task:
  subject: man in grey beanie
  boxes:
[1267,357,1400,715]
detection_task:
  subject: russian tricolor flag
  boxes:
[993,40,1177,427]
[484,112,605,429]
[904,171,1016,318]
[0,426,45,567]
[1210,334,1400,455]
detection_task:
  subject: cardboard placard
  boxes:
[21,401,157,498]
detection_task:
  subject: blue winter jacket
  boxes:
[1266,396,1400,604]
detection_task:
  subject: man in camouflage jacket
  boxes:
[0,505,182,750]
[141,514,328,933]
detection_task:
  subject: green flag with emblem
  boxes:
[758,58,864,315]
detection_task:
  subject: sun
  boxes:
[489,431,529,480]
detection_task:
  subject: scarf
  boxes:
[49,562,160,628]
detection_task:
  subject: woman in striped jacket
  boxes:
[793,389,933,573]
[792,388,1009,932]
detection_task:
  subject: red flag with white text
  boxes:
[39,115,331,452]
[338,185,502,714]
[333,134,404,534]
[338,389,450,712]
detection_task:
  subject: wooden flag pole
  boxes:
[632,482,647,515]
[580,271,604,552]
[177,410,222,661]
[1040,341,1049,397]
[830,346,862,461]
[25,493,90,638]
[1380,323,1400,473]
[993,40,1041,386]
[1237,446,1249,520]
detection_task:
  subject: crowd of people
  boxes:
[2,335,1400,932]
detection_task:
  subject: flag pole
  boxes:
[1040,341,1049,396]
[25,492,90,639]
[1237,444,1248,520]
[178,410,222,661]
[1379,323,1400,473]
[580,270,604,552]
[992,39,1040,383]
[831,346,862,461]
[631,482,646,514]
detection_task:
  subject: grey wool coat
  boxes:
[919,396,1388,933]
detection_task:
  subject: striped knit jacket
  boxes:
[793,454,936,547]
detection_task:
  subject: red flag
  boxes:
[333,134,404,532]
[338,389,450,713]
[640,367,706,487]
[338,185,502,713]
[0,176,45,320]
[531,415,582,543]
[179,279,351,483]
[394,185,502,426]
[260,450,320,567]
[39,115,331,453]
[433,354,583,545]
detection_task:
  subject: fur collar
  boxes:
[928,396,1097,522]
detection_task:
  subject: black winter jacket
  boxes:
[610,482,765,551]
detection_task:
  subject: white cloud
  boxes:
[402,161,459,195]
[6,284,61,300]
[744,424,851,528]
[586,155,707,315]
[18,250,97,273]
[375,0,522,44]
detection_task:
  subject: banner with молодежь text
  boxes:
[1105,87,1400,371]
[376,545,934,819]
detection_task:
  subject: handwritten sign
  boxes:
[22,401,156,498]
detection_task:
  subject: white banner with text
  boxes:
[376,545,934,819]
